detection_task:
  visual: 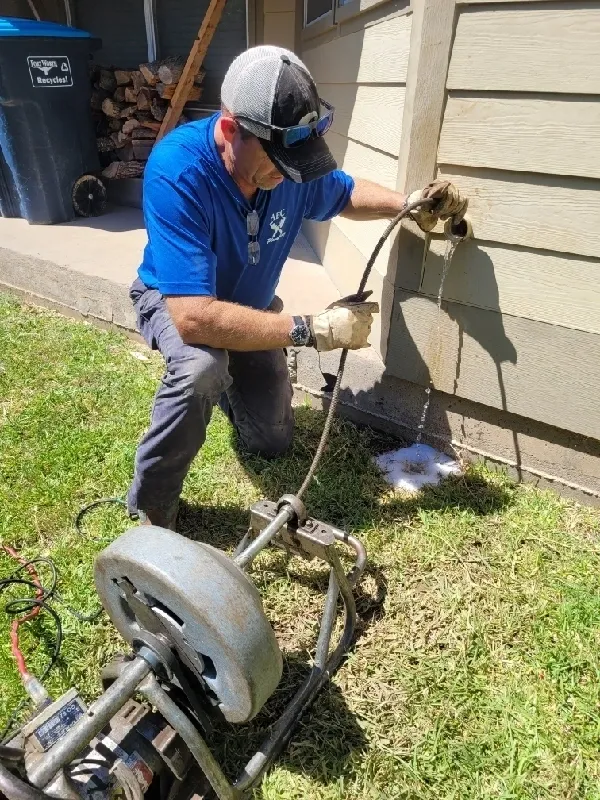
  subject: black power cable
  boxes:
[0,554,102,744]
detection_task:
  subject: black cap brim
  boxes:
[262,134,337,184]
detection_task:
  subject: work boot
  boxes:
[131,501,180,532]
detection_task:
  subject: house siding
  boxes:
[300,1,411,357]
[388,1,600,441]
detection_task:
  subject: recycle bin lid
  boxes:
[0,17,92,38]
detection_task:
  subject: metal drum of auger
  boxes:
[0,199,471,800]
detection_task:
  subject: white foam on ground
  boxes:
[374,443,462,493]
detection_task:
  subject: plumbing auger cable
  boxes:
[295,196,434,500]
[73,197,436,525]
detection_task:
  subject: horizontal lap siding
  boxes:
[301,7,410,323]
[388,290,600,440]
[421,239,600,335]
[439,95,600,180]
[388,1,600,438]
[303,12,411,84]
[448,5,600,94]
[435,168,600,260]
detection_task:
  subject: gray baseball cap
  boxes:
[221,45,337,183]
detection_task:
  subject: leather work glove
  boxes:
[406,179,468,233]
[306,291,379,352]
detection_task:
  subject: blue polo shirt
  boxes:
[137,113,354,310]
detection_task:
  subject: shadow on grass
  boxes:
[212,650,369,787]
[157,406,514,790]
[185,405,514,541]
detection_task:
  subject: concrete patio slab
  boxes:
[0,205,340,330]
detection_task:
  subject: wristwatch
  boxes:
[289,315,312,347]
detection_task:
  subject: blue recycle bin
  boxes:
[0,17,101,223]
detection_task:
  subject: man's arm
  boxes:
[166,295,294,351]
[340,178,406,221]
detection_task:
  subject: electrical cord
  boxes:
[0,548,102,744]
[74,497,129,542]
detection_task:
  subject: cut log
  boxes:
[157,57,185,85]
[122,118,141,135]
[157,82,203,101]
[110,131,125,149]
[117,141,135,162]
[120,104,138,119]
[159,61,205,86]
[96,136,114,153]
[140,60,161,86]
[98,68,117,92]
[131,70,146,92]
[102,97,125,118]
[108,118,123,133]
[113,86,126,103]
[91,88,109,112]
[140,120,161,132]
[132,139,154,161]
[137,87,154,112]
[150,97,167,122]
[115,69,133,86]
[124,86,139,104]
[140,57,196,87]
[132,127,158,140]
[92,114,109,137]
[102,161,145,180]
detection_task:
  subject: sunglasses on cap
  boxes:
[237,99,334,149]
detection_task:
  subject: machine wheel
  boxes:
[72,174,107,217]
[94,526,283,724]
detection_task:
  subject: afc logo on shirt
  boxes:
[267,209,286,244]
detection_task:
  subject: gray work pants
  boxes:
[127,279,294,525]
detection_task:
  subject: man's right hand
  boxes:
[306,293,380,351]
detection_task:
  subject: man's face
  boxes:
[230,123,284,191]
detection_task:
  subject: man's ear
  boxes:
[220,115,237,143]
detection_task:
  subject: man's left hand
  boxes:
[406,179,468,233]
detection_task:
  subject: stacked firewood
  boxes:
[90,57,204,180]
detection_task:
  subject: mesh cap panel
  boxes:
[221,46,312,141]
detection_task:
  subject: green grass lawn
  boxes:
[1,294,600,799]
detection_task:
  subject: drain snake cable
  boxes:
[0,196,436,743]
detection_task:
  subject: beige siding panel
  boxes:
[303,219,392,354]
[264,0,294,11]
[439,95,600,179]
[263,12,295,50]
[320,83,405,156]
[303,12,411,84]
[457,0,586,4]
[421,239,600,334]
[389,291,600,439]
[327,131,399,189]
[325,132,401,270]
[437,168,600,259]
[334,215,398,274]
[449,6,600,94]
[305,219,369,297]
[312,131,398,276]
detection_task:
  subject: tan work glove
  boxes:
[406,179,468,233]
[306,292,379,352]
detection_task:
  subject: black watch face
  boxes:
[291,322,308,346]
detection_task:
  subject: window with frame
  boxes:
[305,0,389,28]
[304,0,334,26]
